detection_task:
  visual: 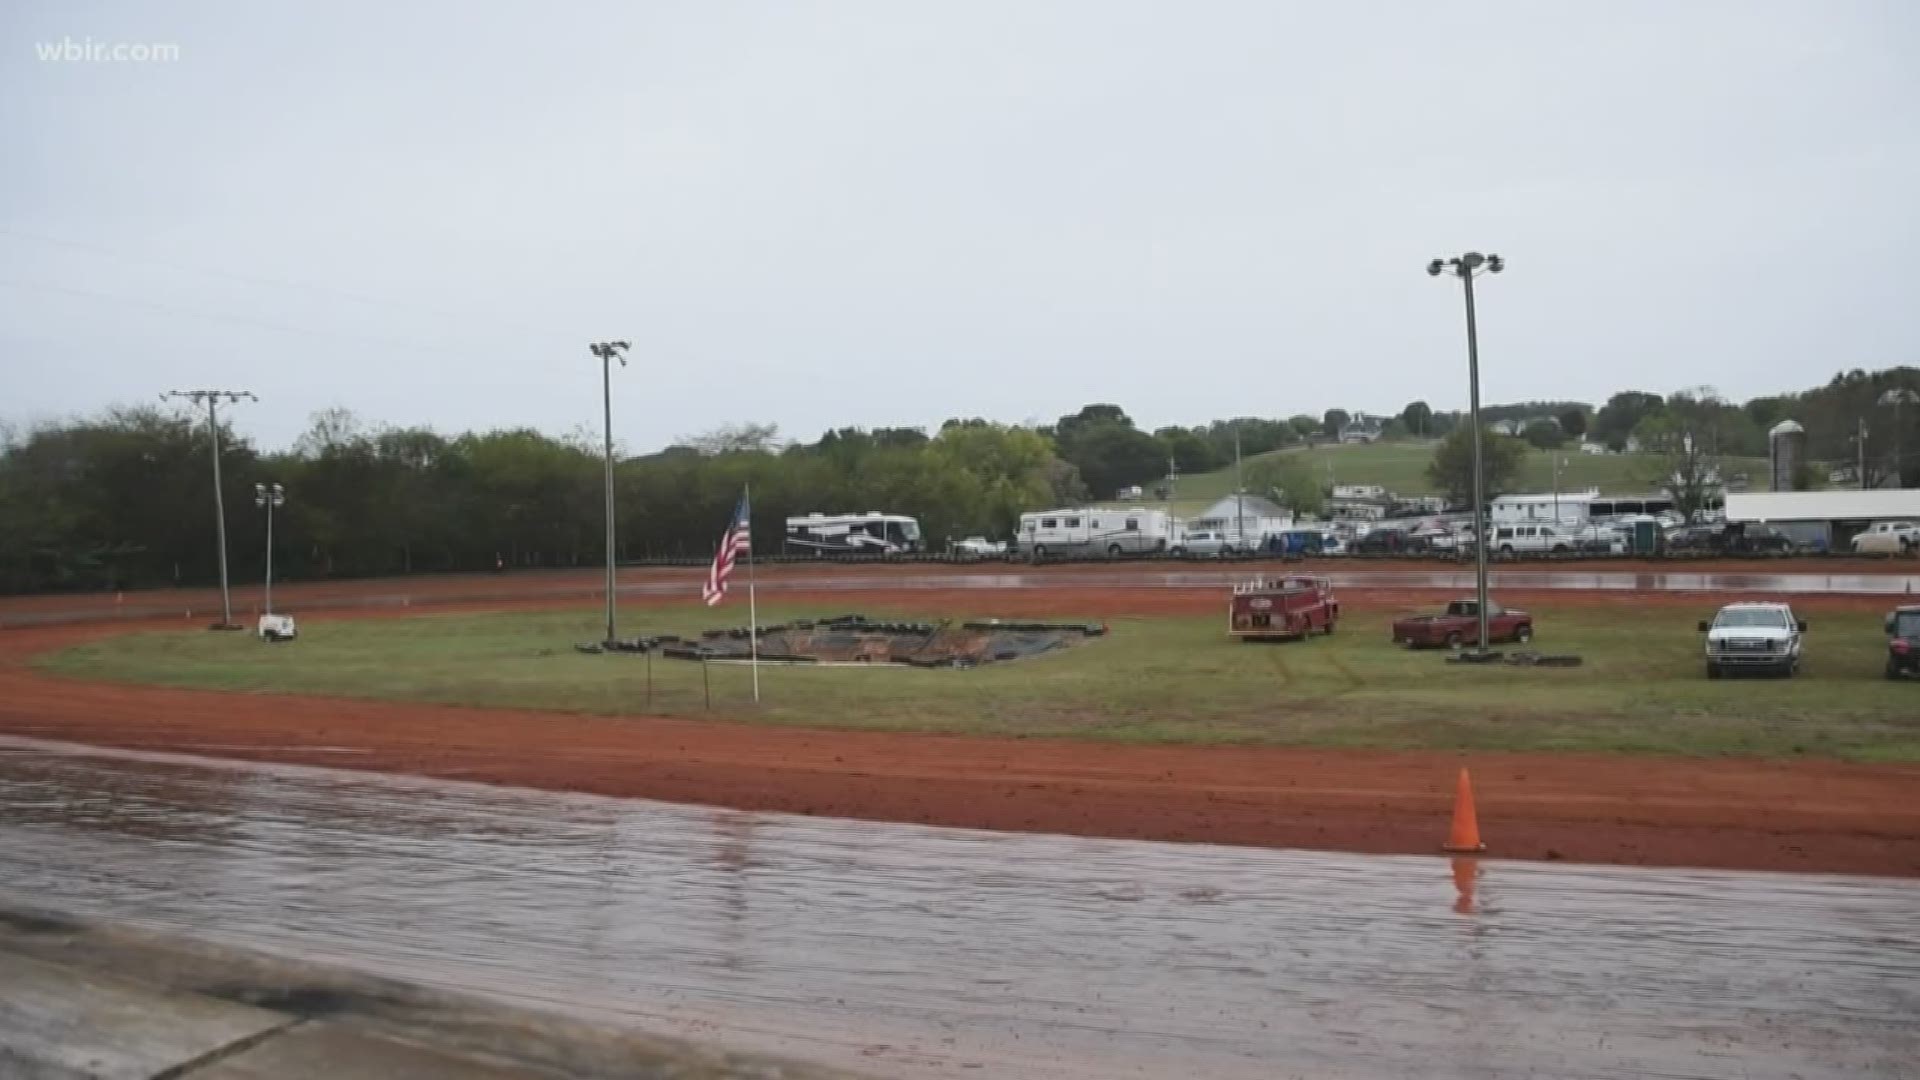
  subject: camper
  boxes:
[784,512,922,555]
[1013,508,1173,558]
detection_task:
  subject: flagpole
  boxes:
[746,483,760,703]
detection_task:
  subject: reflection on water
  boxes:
[9,568,1918,628]
[1,736,1916,1079]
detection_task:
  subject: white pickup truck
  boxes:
[1852,521,1919,556]
[1698,602,1806,679]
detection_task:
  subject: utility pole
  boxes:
[1879,388,1920,488]
[1552,454,1561,525]
[1234,427,1245,546]
[163,389,255,629]
[589,341,630,646]
[254,482,285,616]
[1427,252,1505,658]
[1859,417,1870,491]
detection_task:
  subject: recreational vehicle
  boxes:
[784,512,922,555]
[1012,508,1173,558]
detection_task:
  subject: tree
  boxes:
[1593,392,1665,452]
[1245,455,1324,516]
[1556,408,1588,440]
[1059,420,1167,499]
[1632,387,1751,518]
[1288,415,1320,439]
[681,422,781,455]
[1524,422,1566,450]
[1153,426,1221,473]
[1321,409,1351,438]
[1054,404,1133,442]
[1425,427,1527,507]
[1399,401,1434,439]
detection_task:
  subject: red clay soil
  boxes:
[5,585,1919,878]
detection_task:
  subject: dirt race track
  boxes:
[4,564,1920,878]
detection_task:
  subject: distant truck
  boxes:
[1391,599,1533,649]
[1229,576,1339,641]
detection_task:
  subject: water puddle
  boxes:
[1,735,1915,1078]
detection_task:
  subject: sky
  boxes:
[3,1,1916,452]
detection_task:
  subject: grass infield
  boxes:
[39,603,1920,761]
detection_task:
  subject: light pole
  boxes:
[589,341,630,645]
[254,482,285,616]
[1427,252,1504,657]
[163,389,256,629]
[1879,388,1920,488]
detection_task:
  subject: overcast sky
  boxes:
[4,1,1916,451]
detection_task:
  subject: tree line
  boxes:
[3,368,1914,593]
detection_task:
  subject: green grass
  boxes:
[1171,440,1769,515]
[37,604,1920,761]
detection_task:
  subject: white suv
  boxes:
[1491,523,1573,555]
[1852,521,1919,556]
[1699,602,1806,679]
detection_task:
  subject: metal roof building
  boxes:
[1725,490,1920,523]
[1724,490,1920,552]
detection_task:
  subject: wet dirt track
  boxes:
[5,560,1918,627]
[3,737,1916,1079]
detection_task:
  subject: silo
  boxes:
[1769,420,1806,491]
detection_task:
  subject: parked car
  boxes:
[1727,524,1795,555]
[1570,523,1628,554]
[1228,575,1340,640]
[1886,606,1920,679]
[1853,521,1920,556]
[1490,523,1574,555]
[952,536,1007,556]
[1667,523,1794,555]
[1698,602,1806,679]
[1665,524,1722,551]
[1391,599,1533,649]
[1352,525,1421,555]
[1176,530,1237,557]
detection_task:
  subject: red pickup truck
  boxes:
[1391,599,1533,649]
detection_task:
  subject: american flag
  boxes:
[701,491,752,606]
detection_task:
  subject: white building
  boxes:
[1331,484,1387,500]
[1725,490,1920,552]
[1190,494,1292,543]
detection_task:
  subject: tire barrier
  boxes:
[662,613,1093,667]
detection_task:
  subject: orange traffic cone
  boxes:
[1442,767,1486,853]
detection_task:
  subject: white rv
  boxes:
[784,512,922,555]
[1014,508,1173,558]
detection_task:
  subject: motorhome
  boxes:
[1013,508,1173,558]
[784,512,922,555]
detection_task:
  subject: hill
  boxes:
[1168,440,1769,515]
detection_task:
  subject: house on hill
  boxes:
[1339,413,1385,444]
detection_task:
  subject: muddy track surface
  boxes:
[5,558,1918,627]
[6,584,1919,878]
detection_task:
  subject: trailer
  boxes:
[1013,508,1173,558]
[784,512,922,555]
[1229,575,1339,641]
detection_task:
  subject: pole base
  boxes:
[1445,650,1504,665]
[207,622,246,632]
